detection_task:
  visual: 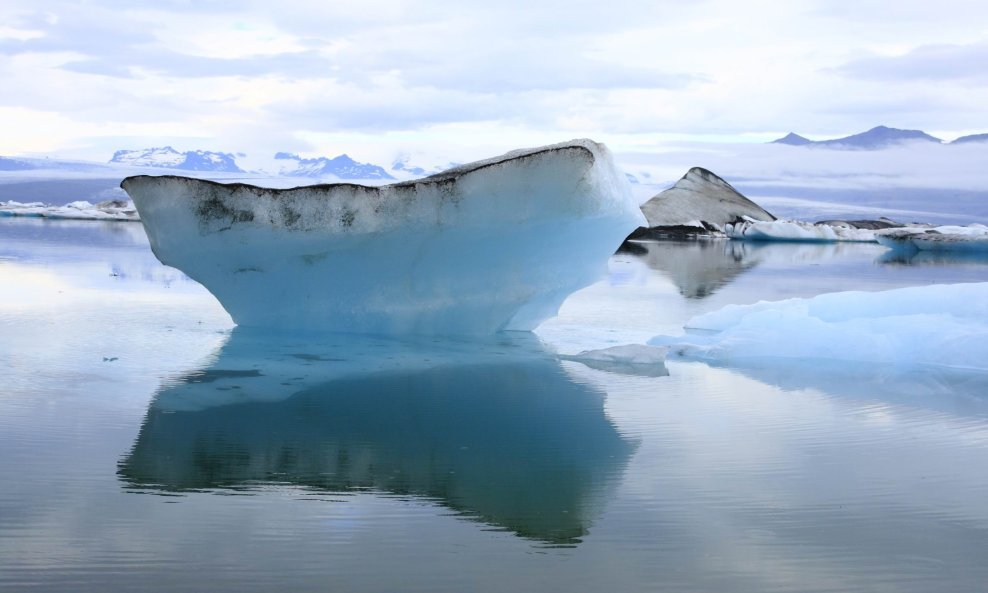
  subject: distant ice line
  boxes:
[0,199,138,221]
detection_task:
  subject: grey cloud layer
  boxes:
[1,0,987,155]
[0,0,703,134]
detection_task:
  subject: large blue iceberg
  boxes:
[122,140,643,334]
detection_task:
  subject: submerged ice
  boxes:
[650,282,988,372]
[122,140,643,334]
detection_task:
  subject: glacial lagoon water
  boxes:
[2,217,988,592]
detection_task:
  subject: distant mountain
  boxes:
[771,132,813,146]
[0,156,35,171]
[391,156,461,177]
[110,147,244,172]
[391,156,428,176]
[770,126,943,149]
[951,133,988,144]
[276,152,394,180]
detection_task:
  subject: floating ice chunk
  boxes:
[726,217,879,242]
[877,224,988,252]
[561,344,669,377]
[649,283,988,372]
[122,139,643,334]
[0,199,139,221]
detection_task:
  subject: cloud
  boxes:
[3,0,988,159]
[837,41,988,85]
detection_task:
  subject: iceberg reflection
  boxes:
[876,248,988,266]
[695,359,988,419]
[119,329,635,545]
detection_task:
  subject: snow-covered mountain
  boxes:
[275,152,394,180]
[110,147,244,173]
[771,126,943,149]
[391,156,461,177]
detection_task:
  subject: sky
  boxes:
[1,0,987,163]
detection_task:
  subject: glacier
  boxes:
[649,282,988,372]
[122,139,643,334]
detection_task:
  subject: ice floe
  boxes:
[122,139,643,334]
[560,344,669,376]
[649,282,988,372]
[876,224,988,252]
[0,199,139,221]
[726,217,883,242]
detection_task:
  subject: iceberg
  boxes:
[876,224,988,252]
[122,140,643,334]
[649,282,988,372]
[726,217,882,242]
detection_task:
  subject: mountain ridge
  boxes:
[110,147,244,173]
[771,126,943,149]
[274,152,394,180]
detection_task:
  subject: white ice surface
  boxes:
[123,139,644,335]
[0,199,139,221]
[726,217,878,242]
[649,282,988,372]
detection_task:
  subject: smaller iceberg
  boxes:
[560,344,669,377]
[877,224,988,253]
[649,282,988,372]
[726,217,883,243]
[0,199,139,221]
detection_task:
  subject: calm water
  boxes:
[2,218,988,592]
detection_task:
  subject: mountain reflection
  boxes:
[633,240,760,298]
[119,329,635,546]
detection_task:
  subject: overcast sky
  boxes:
[1,0,987,162]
